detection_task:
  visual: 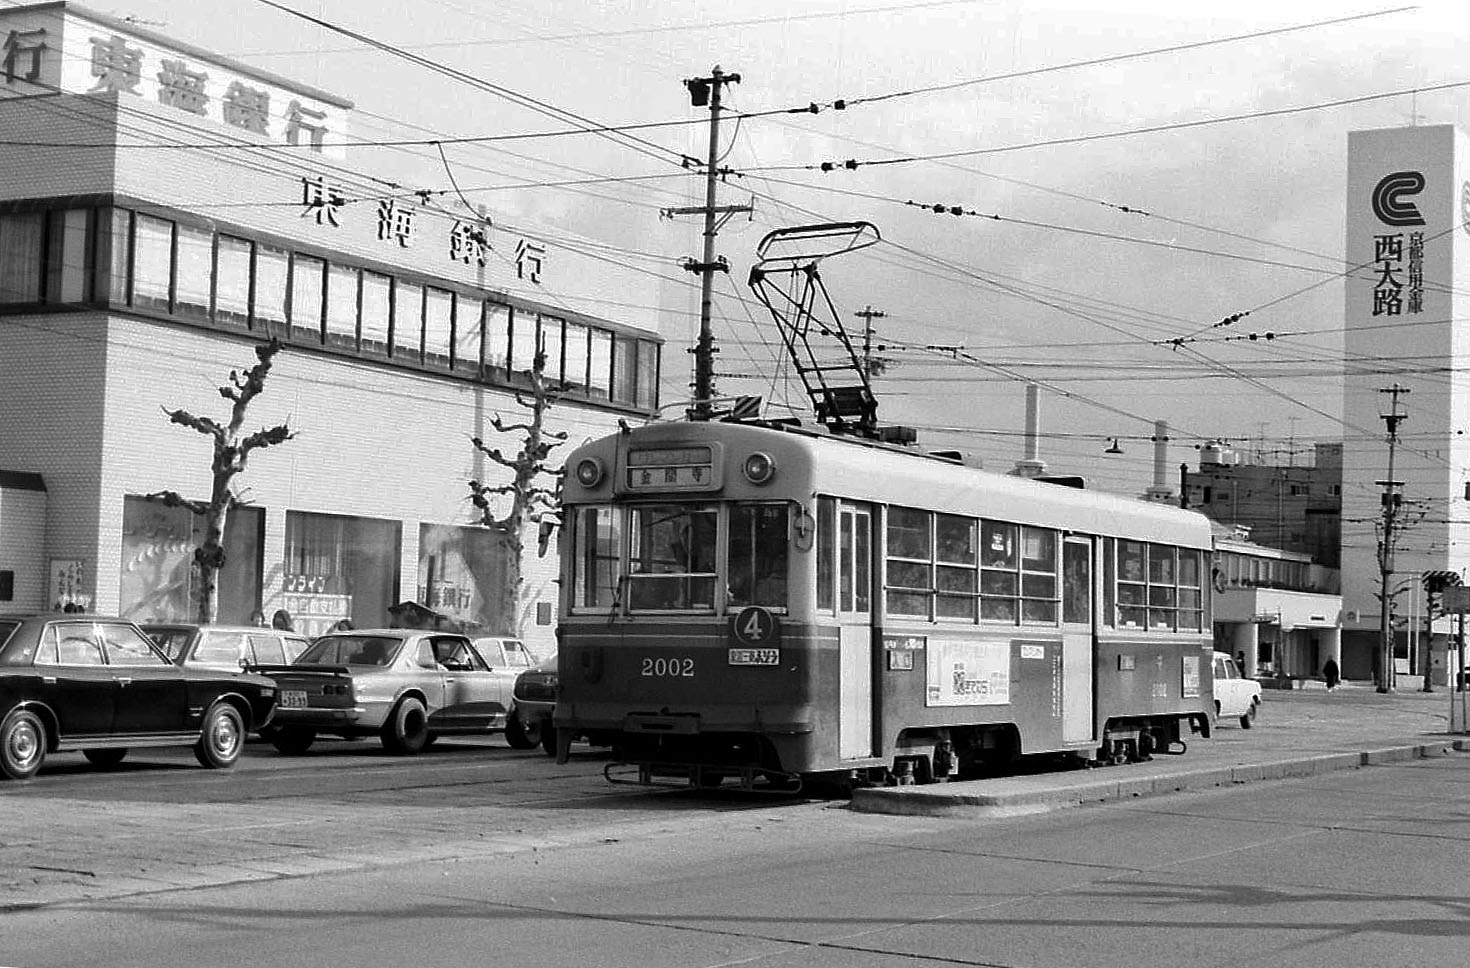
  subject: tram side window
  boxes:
[817,498,835,612]
[1117,540,1147,628]
[1020,527,1058,623]
[1148,544,1177,630]
[935,513,977,620]
[571,506,622,609]
[885,507,932,618]
[980,521,1018,622]
[728,503,789,609]
[1178,550,1203,631]
[628,505,717,610]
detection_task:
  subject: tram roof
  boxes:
[576,420,1214,549]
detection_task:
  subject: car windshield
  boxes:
[296,635,402,666]
[142,627,194,661]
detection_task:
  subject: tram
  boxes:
[552,418,1216,788]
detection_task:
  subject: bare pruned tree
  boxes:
[467,349,566,635]
[147,340,294,623]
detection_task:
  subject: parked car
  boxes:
[1213,651,1262,728]
[141,623,311,671]
[258,629,531,755]
[0,613,278,780]
[510,651,557,755]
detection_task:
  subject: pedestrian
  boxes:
[271,608,295,632]
[330,617,354,632]
[1323,656,1341,691]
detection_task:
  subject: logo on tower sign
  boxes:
[1371,170,1426,226]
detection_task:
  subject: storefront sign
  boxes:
[48,558,90,611]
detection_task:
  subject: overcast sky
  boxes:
[85,0,1470,495]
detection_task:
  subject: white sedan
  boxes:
[1213,651,1262,729]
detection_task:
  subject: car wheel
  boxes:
[83,748,128,769]
[194,702,245,769]
[1240,701,1257,730]
[541,726,557,757]
[381,696,429,755]
[505,711,541,750]
[270,726,317,756]
[0,709,47,780]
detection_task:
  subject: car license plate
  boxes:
[728,648,779,666]
[280,690,308,708]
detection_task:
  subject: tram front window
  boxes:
[628,505,718,610]
[728,503,789,609]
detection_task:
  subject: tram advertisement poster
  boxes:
[926,640,1010,707]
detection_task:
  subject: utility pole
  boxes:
[663,66,751,419]
[1376,383,1410,693]
[855,305,886,376]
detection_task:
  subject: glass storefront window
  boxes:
[118,496,262,624]
[417,524,512,634]
[282,511,401,637]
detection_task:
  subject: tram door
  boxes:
[1061,536,1095,743]
[837,503,875,759]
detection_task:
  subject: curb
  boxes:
[849,737,1470,817]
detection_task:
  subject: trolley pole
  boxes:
[1376,384,1410,693]
[664,66,750,420]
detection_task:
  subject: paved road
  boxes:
[2,717,1467,968]
[0,686,1464,915]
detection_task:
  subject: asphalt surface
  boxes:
[1,684,1465,915]
[854,683,1470,815]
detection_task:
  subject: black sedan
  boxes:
[0,613,278,780]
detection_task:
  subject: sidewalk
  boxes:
[852,687,1470,817]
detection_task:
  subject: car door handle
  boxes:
[444,677,457,683]
[115,677,132,687]
[42,676,56,685]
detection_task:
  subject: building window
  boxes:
[418,523,512,633]
[45,209,94,304]
[360,270,390,355]
[611,335,636,405]
[289,254,326,344]
[509,307,538,374]
[254,243,289,335]
[636,339,659,409]
[283,511,401,636]
[0,569,12,601]
[541,315,566,381]
[132,213,174,312]
[174,223,213,319]
[588,328,612,399]
[392,281,422,360]
[325,263,359,349]
[484,302,511,372]
[563,320,589,390]
[423,286,453,369]
[454,298,482,374]
[214,235,253,328]
[0,211,45,304]
[102,207,131,304]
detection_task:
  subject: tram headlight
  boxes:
[574,457,605,488]
[742,451,776,485]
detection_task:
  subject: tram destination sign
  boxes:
[625,446,718,491]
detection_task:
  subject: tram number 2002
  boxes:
[641,657,695,678]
